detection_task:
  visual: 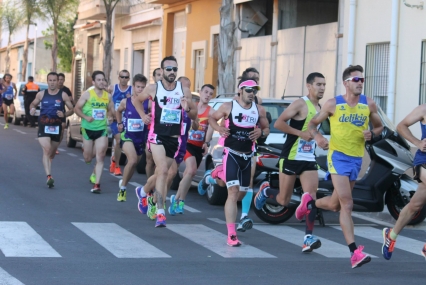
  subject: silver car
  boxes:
[12,82,48,125]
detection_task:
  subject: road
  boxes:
[0,119,426,285]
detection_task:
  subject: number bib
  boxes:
[92,109,106,120]
[5,94,13,100]
[297,139,315,154]
[160,108,181,124]
[127,118,144,132]
[45,126,59,135]
[189,130,205,141]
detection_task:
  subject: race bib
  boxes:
[189,130,205,141]
[115,102,120,110]
[45,126,59,135]
[92,109,106,120]
[298,139,315,154]
[160,108,181,124]
[127,118,144,132]
[5,94,13,100]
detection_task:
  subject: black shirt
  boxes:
[61,86,72,97]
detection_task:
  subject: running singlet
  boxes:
[149,81,184,137]
[38,90,64,126]
[81,89,110,131]
[280,97,318,161]
[222,100,259,153]
[329,95,370,157]
[2,85,14,100]
[187,105,211,147]
[122,97,145,143]
[113,84,132,110]
[413,122,426,166]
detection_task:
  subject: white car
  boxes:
[12,81,48,125]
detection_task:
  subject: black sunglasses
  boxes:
[164,66,178,72]
[244,87,258,95]
[120,76,129,79]
[345,76,364,83]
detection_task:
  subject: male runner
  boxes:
[56,73,74,153]
[382,105,426,260]
[169,84,215,215]
[29,72,73,187]
[22,76,40,127]
[116,74,148,202]
[2,74,17,129]
[202,78,269,246]
[74,71,115,193]
[298,65,383,268]
[134,56,197,227]
[254,72,325,252]
[109,70,132,176]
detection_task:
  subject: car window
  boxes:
[261,103,289,134]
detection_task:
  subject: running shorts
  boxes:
[120,137,145,156]
[81,127,108,141]
[414,164,426,183]
[184,143,203,167]
[279,158,318,175]
[148,134,180,160]
[110,121,120,136]
[325,150,362,181]
[2,99,13,106]
[222,148,252,190]
[38,124,62,142]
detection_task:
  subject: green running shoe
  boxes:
[147,196,157,220]
[89,173,96,184]
[175,200,185,214]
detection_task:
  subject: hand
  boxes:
[217,126,230,137]
[300,130,314,141]
[363,130,373,141]
[249,128,262,141]
[30,108,36,116]
[192,118,200,130]
[86,116,94,123]
[180,96,189,111]
[417,139,426,152]
[142,113,151,125]
[56,110,64,118]
[317,136,329,150]
[202,143,208,155]
[118,123,123,132]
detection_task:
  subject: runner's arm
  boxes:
[107,94,116,122]
[134,84,155,124]
[74,91,92,121]
[204,107,216,144]
[308,98,334,149]
[13,83,17,99]
[29,91,44,114]
[255,105,270,140]
[62,92,74,117]
[208,102,231,137]
[182,86,197,120]
[397,104,426,148]
[274,99,312,139]
[116,98,127,123]
[367,97,384,138]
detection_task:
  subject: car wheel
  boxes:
[205,162,227,205]
[66,125,77,148]
[13,113,21,125]
[136,151,146,174]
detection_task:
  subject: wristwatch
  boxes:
[261,131,265,137]
[205,141,210,147]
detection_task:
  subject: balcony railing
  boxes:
[78,0,131,20]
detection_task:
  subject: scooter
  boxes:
[253,126,426,226]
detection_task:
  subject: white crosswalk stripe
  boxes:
[0,267,25,285]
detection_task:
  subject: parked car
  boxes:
[12,82,48,125]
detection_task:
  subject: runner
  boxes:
[56,73,74,153]
[133,55,197,227]
[22,76,40,127]
[74,71,115,193]
[382,104,426,260]
[116,74,148,202]
[153,68,162,82]
[200,78,269,246]
[109,70,132,176]
[29,72,73,187]
[169,84,215,215]
[1,74,17,129]
[254,72,326,252]
[298,65,383,268]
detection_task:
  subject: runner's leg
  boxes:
[175,156,197,201]
[145,148,155,178]
[93,136,108,184]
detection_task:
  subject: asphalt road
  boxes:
[0,118,426,285]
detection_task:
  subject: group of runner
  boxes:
[11,55,426,268]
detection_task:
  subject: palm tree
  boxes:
[21,0,40,78]
[1,0,23,73]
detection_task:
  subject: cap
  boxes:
[238,79,260,90]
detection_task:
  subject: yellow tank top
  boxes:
[81,89,110,130]
[329,95,370,157]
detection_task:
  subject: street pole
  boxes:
[32,24,37,78]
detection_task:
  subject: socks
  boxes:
[390,229,398,240]
[265,187,279,199]
[241,189,253,218]
[120,186,126,191]
[305,203,316,235]
[348,242,357,253]
[227,223,236,236]
[157,209,165,215]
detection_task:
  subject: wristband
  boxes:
[118,122,123,125]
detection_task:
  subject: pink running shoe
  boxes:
[211,164,224,181]
[295,192,313,220]
[351,245,371,269]
[227,235,241,247]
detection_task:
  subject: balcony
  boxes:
[78,0,130,21]
[145,0,182,4]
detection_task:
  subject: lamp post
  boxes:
[30,22,37,78]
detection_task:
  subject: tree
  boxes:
[21,0,40,79]
[1,0,22,74]
[40,0,78,72]
[102,0,122,83]
[218,0,237,96]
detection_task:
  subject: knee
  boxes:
[184,168,197,177]
[126,159,137,167]
[156,165,169,176]
[227,188,239,202]
[339,199,353,213]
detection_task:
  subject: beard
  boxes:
[163,74,175,83]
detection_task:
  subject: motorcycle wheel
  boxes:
[386,190,426,225]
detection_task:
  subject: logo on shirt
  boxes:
[339,105,346,111]
[160,96,180,105]
[338,113,367,127]
[234,113,257,123]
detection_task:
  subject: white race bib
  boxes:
[127,118,144,132]
[297,139,315,154]
[5,94,13,100]
[92,109,106,120]
[160,108,181,124]
[45,126,59,135]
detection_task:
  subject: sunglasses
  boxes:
[164,66,178,72]
[345,76,365,83]
[244,87,258,95]
[120,76,129,79]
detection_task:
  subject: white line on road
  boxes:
[103,168,108,171]
[351,212,394,228]
[80,159,86,162]
[167,224,276,258]
[208,218,226,224]
[13,130,26,134]
[58,148,65,151]
[0,222,61,257]
[67,153,77,157]
[0,267,25,285]
[0,123,4,126]
[129,182,141,187]
[73,223,170,258]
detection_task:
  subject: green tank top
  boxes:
[81,89,110,131]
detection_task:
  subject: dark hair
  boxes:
[152,68,161,77]
[238,67,259,82]
[47,72,58,80]
[133,74,148,85]
[306,72,325,84]
[177,76,190,82]
[3,73,12,79]
[28,76,34,81]
[58,73,65,78]
[161,55,177,69]
[92,70,105,81]
[201,84,215,91]
[119,69,130,75]
[342,65,364,81]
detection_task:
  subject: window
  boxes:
[194,49,205,92]
[365,43,390,113]
[420,41,426,104]
[124,48,129,70]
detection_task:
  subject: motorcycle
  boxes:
[253,126,426,226]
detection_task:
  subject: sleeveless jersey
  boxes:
[112,84,132,110]
[329,95,370,157]
[280,96,318,161]
[222,100,259,153]
[38,90,64,126]
[188,105,211,147]
[149,81,184,137]
[81,89,110,130]
[122,97,145,143]
[2,85,14,100]
[413,122,426,166]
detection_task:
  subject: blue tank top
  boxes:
[39,90,64,126]
[122,97,146,143]
[113,84,132,110]
[2,85,14,100]
[413,122,426,166]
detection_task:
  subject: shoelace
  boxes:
[385,235,395,251]
[229,235,238,241]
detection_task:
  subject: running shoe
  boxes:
[421,244,426,260]
[295,192,313,220]
[89,173,96,184]
[147,196,157,220]
[176,200,185,214]
[109,160,116,173]
[114,167,122,176]
[302,235,322,253]
[237,216,254,232]
[155,214,167,228]
[91,184,101,194]
[254,181,270,210]
[227,235,241,247]
[117,190,126,202]
[135,186,148,214]
[198,170,212,196]
[4,124,8,129]
[168,195,177,216]
[382,227,396,260]
[350,245,371,269]
[46,175,54,188]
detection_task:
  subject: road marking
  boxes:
[0,123,4,126]
[67,153,77,157]
[333,226,425,256]
[0,267,25,285]
[351,212,394,228]
[0,222,61,257]
[110,173,122,178]
[129,182,141,187]
[13,130,26,134]
[58,148,66,151]
[103,168,109,171]
[80,159,86,162]
[180,205,201,213]
[167,224,275,258]
[73,223,170,258]
[208,218,226,224]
